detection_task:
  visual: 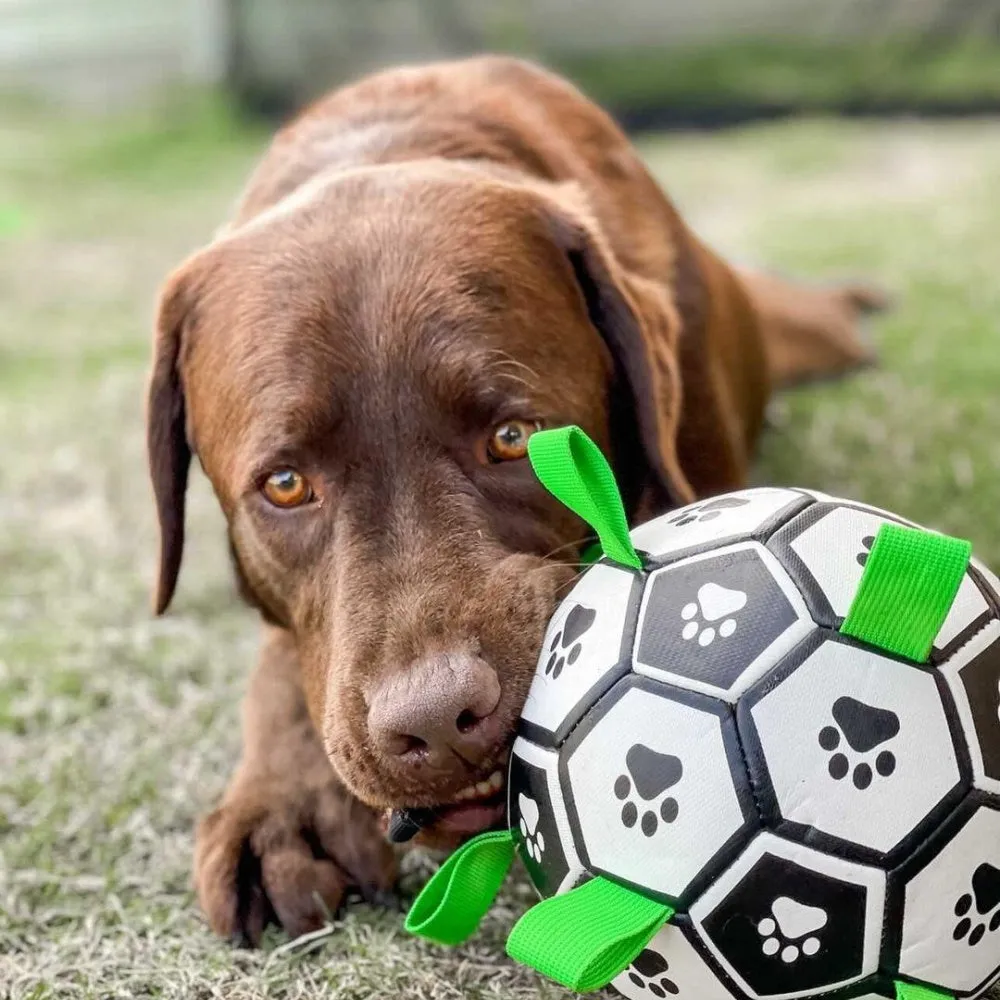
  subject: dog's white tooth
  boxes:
[488,770,504,790]
[475,780,492,797]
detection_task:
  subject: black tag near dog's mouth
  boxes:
[387,807,437,843]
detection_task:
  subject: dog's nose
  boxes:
[367,652,503,766]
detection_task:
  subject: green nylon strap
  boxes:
[528,426,642,571]
[895,981,954,1000]
[840,523,972,663]
[404,830,514,945]
[505,877,673,993]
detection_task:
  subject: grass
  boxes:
[2,93,1000,999]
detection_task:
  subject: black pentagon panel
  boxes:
[633,542,814,703]
[768,502,991,660]
[690,834,885,1000]
[943,621,1000,798]
[507,737,584,898]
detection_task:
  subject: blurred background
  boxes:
[2,3,999,999]
[4,0,1000,119]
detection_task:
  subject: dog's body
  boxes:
[147,56,876,943]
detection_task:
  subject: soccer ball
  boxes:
[508,487,1000,1000]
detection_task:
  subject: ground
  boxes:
[1,97,999,1000]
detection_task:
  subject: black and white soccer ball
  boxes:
[507,487,1000,1000]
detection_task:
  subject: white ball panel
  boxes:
[750,638,962,854]
[521,563,636,739]
[788,506,908,619]
[783,503,988,653]
[972,556,1000,607]
[630,488,807,562]
[899,805,1000,995]
[941,621,1000,796]
[790,489,837,503]
[612,924,737,1000]
[633,542,814,703]
[690,833,885,1000]
[936,573,992,653]
[565,685,747,901]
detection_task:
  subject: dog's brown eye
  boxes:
[487,419,540,463]
[262,469,312,508]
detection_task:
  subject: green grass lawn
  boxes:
[2,97,1000,999]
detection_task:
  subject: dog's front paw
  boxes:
[194,776,398,946]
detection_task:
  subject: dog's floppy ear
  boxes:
[146,261,199,614]
[536,186,696,513]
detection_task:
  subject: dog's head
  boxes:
[147,162,693,841]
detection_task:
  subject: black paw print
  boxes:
[856,534,875,567]
[626,950,679,997]
[614,744,683,837]
[818,696,899,790]
[954,862,1000,946]
[544,604,596,679]
[668,496,751,528]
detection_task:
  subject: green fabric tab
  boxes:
[840,523,971,663]
[895,981,954,1000]
[404,830,514,945]
[528,427,641,570]
[506,877,673,992]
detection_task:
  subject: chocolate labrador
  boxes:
[146,56,880,944]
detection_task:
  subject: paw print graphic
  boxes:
[680,582,747,647]
[757,896,828,964]
[625,949,679,997]
[818,695,900,790]
[614,743,683,837]
[517,793,545,863]
[856,534,876,568]
[544,604,596,679]
[669,496,751,528]
[953,862,1000,946]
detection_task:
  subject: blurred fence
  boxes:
[0,0,228,106]
[2,0,1000,118]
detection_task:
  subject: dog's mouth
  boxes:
[385,767,508,844]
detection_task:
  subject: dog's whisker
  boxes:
[480,349,541,383]
[540,536,593,561]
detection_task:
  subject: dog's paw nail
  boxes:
[230,929,253,949]
[364,887,403,910]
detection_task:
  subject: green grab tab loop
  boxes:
[841,523,972,663]
[895,981,955,1000]
[528,426,642,571]
[404,830,514,946]
[506,877,673,993]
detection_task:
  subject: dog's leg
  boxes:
[737,267,886,388]
[194,624,397,946]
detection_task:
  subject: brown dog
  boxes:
[146,56,878,944]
